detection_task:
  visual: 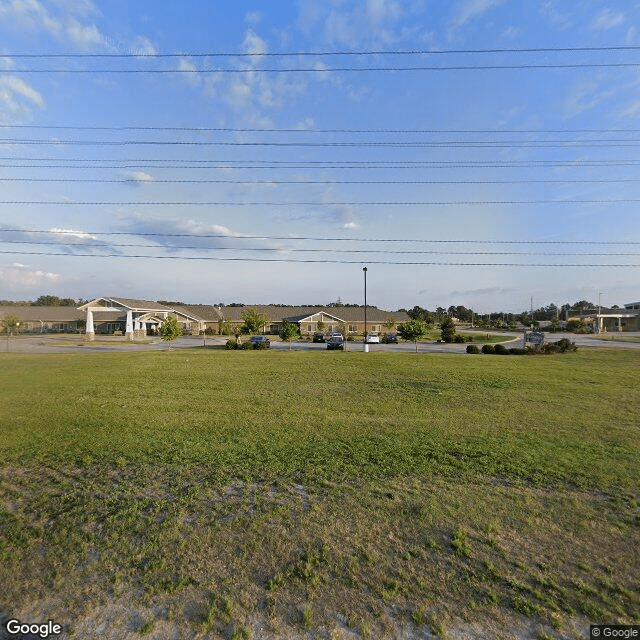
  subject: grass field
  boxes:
[1,348,638,639]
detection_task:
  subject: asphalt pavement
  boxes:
[4,331,640,354]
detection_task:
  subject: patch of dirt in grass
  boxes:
[1,465,637,639]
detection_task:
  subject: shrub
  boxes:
[440,316,456,343]
[241,342,253,350]
[466,344,480,354]
[508,348,528,355]
[204,327,216,335]
[454,334,465,343]
[493,343,509,355]
[225,339,238,350]
[556,338,577,352]
[253,340,269,350]
[481,344,495,354]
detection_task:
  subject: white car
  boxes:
[364,332,380,343]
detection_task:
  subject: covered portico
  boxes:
[78,297,205,340]
[594,311,638,333]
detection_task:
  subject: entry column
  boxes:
[125,310,134,341]
[86,309,95,341]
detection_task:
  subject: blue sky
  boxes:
[1,0,639,312]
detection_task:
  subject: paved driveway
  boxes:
[3,331,640,354]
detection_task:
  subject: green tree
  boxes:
[279,319,299,349]
[440,316,456,343]
[160,316,182,341]
[2,314,21,335]
[397,318,428,352]
[219,319,235,336]
[34,295,60,306]
[240,308,269,335]
[384,317,396,331]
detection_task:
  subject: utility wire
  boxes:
[2,158,638,170]
[2,124,640,134]
[3,229,637,244]
[4,137,640,148]
[2,199,640,206]
[2,239,638,256]
[0,250,636,267]
[3,177,640,185]
[6,63,640,73]
[8,45,640,57]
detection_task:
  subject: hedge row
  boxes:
[467,338,577,355]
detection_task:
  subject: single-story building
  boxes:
[566,303,640,332]
[0,305,86,333]
[2,299,410,339]
[78,297,205,339]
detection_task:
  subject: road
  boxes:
[4,331,640,354]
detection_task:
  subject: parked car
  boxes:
[312,332,325,343]
[248,335,270,348]
[364,332,380,344]
[326,335,344,350]
[382,333,398,344]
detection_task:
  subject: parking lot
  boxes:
[4,331,640,354]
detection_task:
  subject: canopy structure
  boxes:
[78,297,203,340]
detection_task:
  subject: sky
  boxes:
[1,0,639,313]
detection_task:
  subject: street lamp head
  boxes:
[363,267,367,272]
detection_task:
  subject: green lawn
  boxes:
[1,349,638,638]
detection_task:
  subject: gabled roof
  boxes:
[79,297,174,312]
[0,306,85,322]
[216,305,410,324]
[173,304,223,322]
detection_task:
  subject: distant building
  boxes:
[566,303,640,333]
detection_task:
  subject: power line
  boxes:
[2,158,638,171]
[2,199,640,206]
[4,137,640,148]
[6,63,640,73]
[3,177,640,186]
[3,239,638,256]
[0,249,636,267]
[3,124,640,134]
[2,157,638,169]
[3,229,637,244]
[7,45,640,57]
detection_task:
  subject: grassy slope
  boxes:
[0,348,638,639]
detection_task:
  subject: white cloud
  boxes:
[451,0,506,29]
[539,1,573,30]
[120,171,154,185]
[122,217,251,251]
[49,228,98,240]
[0,262,60,288]
[619,98,640,118]
[0,75,45,120]
[0,0,156,53]
[0,0,107,49]
[298,0,414,48]
[563,78,617,118]
[130,36,157,56]
[245,10,262,25]
[592,8,625,31]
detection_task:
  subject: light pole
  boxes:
[363,266,368,351]
[598,291,604,334]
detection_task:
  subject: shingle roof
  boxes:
[0,306,86,321]
[172,304,222,322]
[215,305,409,323]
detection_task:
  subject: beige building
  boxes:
[3,299,409,339]
[567,302,640,333]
